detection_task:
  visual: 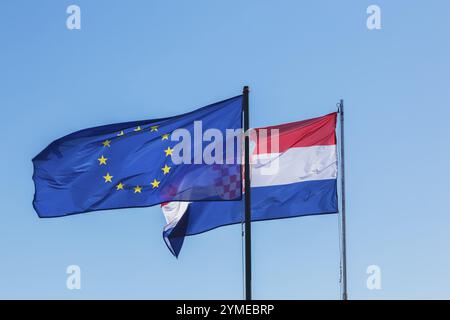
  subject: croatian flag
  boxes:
[161,112,338,257]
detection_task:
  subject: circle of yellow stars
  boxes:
[98,124,174,194]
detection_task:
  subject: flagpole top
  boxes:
[243,86,250,93]
[337,99,344,113]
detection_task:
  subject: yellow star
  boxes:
[117,130,124,136]
[98,155,108,165]
[151,179,160,189]
[150,125,159,132]
[161,133,169,141]
[164,146,174,157]
[161,164,171,175]
[116,182,124,190]
[134,185,142,193]
[134,126,142,132]
[103,173,113,183]
[102,140,111,147]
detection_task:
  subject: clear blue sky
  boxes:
[1,0,449,299]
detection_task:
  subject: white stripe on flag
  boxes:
[251,145,337,188]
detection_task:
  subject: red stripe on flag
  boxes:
[253,112,337,154]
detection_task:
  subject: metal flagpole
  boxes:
[243,86,252,300]
[338,99,348,300]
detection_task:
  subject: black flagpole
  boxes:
[338,99,348,300]
[243,86,252,300]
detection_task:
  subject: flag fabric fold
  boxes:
[33,96,243,217]
[161,112,338,257]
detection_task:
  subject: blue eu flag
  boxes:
[33,96,243,217]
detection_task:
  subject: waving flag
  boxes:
[162,112,338,257]
[33,96,243,217]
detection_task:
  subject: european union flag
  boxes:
[33,96,243,217]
